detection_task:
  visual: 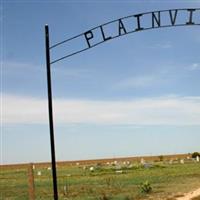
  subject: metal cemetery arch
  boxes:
[45,8,200,199]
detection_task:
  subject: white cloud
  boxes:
[116,75,161,88]
[2,94,200,125]
[52,67,89,78]
[3,61,89,79]
[188,63,200,71]
[148,42,172,49]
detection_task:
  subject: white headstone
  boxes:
[115,170,123,174]
[141,158,145,165]
[89,166,94,172]
[180,159,184,164]
[196,156,200,162]
[37,171,41,176]
[128,164,133,168]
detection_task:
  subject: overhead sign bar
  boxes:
[50,8,200,64]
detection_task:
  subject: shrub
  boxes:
[140,181,152,194]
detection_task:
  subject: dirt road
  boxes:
[176,188,200,200]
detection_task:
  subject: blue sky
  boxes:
[1,1,200,164]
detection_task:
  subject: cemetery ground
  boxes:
[1,154,200,200]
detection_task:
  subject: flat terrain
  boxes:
[1,155,200,200]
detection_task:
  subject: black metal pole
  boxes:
[45,25,58,200]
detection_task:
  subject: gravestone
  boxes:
[196,156,200,162]
[89,166,94,172]
[140,158,145,165]
[37,171,41,176]
[180,159,184,164]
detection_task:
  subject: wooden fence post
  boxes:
[28,163,35,200]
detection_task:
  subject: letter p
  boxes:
[84,30,93,48]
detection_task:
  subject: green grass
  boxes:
[1,162,200,200]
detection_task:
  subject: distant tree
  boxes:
[191,152,200,158]
[158,155,164,161]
